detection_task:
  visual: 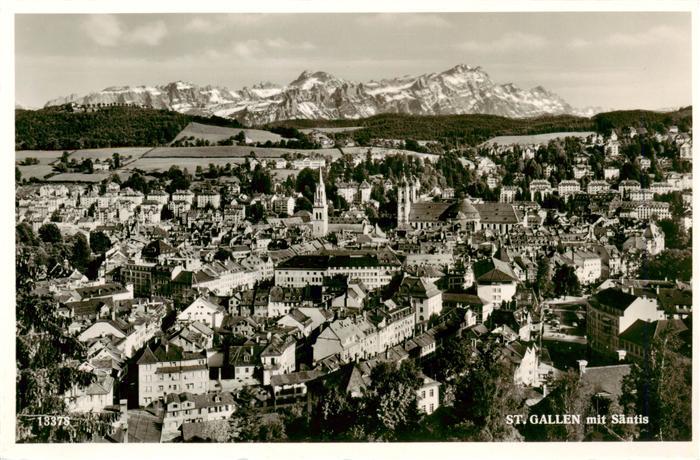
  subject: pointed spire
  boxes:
[314,167,326,206]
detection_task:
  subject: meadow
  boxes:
[173,122,286,145]
[480,131,596,147]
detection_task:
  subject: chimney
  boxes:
[164,342,169,353]
[577,359,588,375]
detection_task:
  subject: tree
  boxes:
[70,233,91,272]
[525,370,588,441]
[16,223,38,246]
[432,335,475,382]
[16,292,102,442]
[213,248,232,262]
[552,264,581,297]
[535,257,554,298]
[294,196,313,213]
[657,219,686,249]
[637,249,691,282]
[295,168,318,202]
[620,328,691,441]
[80,158,94,174]
[38,223,62,244]
[250,165,272,194]
[247,203,265,224]
[363,360,423,441]
[89,231,112,254]
[450,343,525,441]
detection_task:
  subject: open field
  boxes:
[17,165,55,180]
[173,122,286,145]
[15,150,69,164]
[145,145,341,160]
[125,157,247,172]
[70,147,152,162]
[45,172,114,183]
[480,131,596,147]
[300,127,362,134]
[342,146,440,162]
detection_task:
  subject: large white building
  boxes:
[474,258,519,307]
[275,252,401,291]
[177,296,226,329]
[393,276,443,326]
[137,343,209,407]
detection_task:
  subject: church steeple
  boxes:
[314,168,327,207]
[312,167,328,237]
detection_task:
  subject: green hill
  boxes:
[16,105,691,151]
[15,105,243,151]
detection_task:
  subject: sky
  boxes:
[14,12,692,111]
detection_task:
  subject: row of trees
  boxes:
[16,222,118,442]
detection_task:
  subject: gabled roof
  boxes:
[581,365,631,398]
[590,288,638,313]
[137,343,202,365]
[397,276,441,299]
[473,258,519,283]
[619,319,687,347]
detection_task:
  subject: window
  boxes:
[429,389,434,397]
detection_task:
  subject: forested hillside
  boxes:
[16,105,691,151]
[15,105,242,150]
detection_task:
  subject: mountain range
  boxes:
[45,64,601,125]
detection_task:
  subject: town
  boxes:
[15,109,693,443]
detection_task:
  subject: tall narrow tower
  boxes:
[312,168,328,237]
[397,175,412,227]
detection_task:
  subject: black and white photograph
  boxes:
[2,1,698,457]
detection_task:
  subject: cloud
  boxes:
[458,32,547,53]
[357,14,451,28]
[82,15,122,47]
[567,38,592,49]
[229,38,315,59]
[185,14,268,34]
[605,25,686,47]
[82,15,168,47]
[129,20,168,47]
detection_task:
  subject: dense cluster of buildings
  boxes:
[15,121,693,442]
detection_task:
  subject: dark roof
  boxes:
[657,288,692,312]
[75,283,127,299]
[228,344,263,366]
[277,255,329,270]
[473,258,518,283]
[142,239,176,258]
[473,203,520,224]
[269,369,324,387]
[397,276,441,299]
[619,319,688,348]
[137,343,203,365]
[581,365,631,399]
[442,292,484,306]
[590,288,638,313]
[127,410,163,443]
[408,202,452,222]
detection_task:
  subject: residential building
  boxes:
[137,343,208,407]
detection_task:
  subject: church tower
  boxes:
[397,175,412,227]
[312,168,328,237]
